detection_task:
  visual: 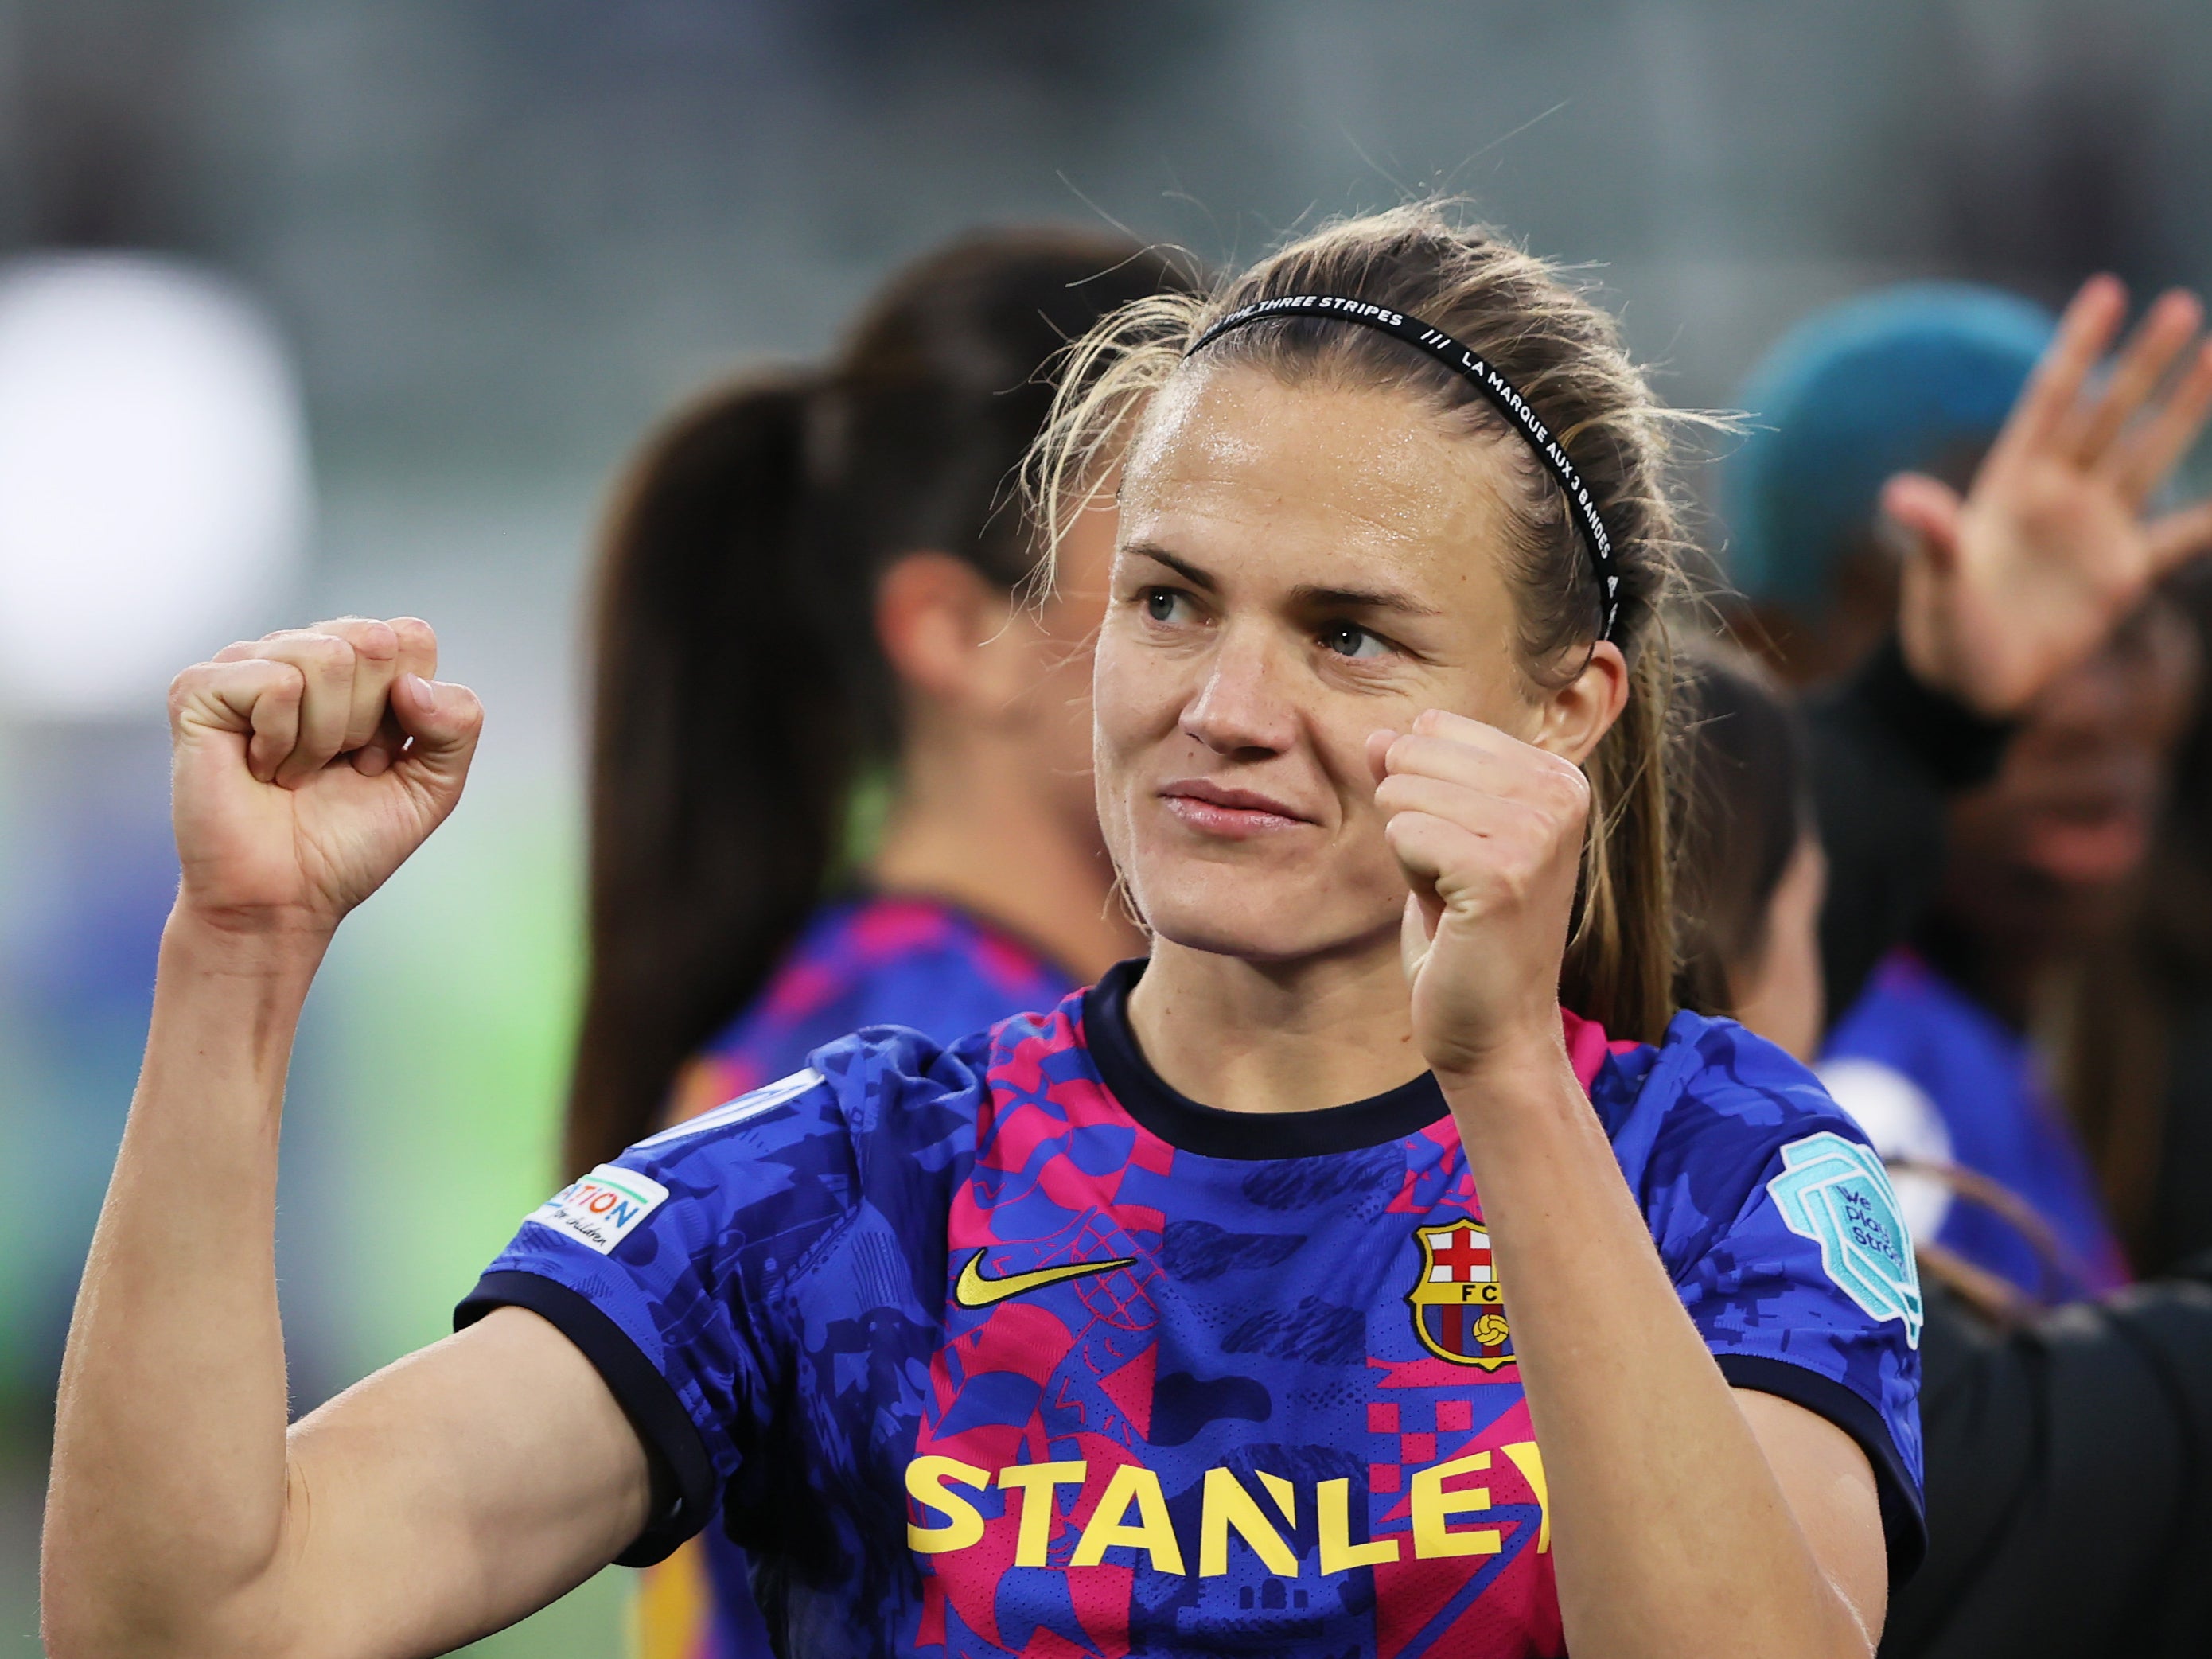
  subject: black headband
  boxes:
[1186,294,1620,641]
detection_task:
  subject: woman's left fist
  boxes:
[1370,708,1587,1084]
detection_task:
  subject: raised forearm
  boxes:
[1447,1053,1871,1659]
[43,913,325,1657]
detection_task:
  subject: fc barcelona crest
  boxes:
[1408,1220,1514,1369]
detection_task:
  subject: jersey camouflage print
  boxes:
[463,960,1924,1659]
[657,893,1077,1659]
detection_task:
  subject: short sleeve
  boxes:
[1614,1014,1927,1581]
[454,1063,857,1565]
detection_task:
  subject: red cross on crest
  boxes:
[1407,1220,1514,1370]
[1429,1227,1493,1281]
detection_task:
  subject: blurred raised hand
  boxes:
[167,616,483,939]
[1885,275,2212,717]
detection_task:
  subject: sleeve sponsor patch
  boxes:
[1768,1131,1924,1348]
[526,1164,670,1256]
[634,1066,825,1150]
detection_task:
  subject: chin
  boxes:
[1129,863,1400,966]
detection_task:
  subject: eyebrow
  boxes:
[1126,542,1443,619]
[1287,581,1444,618]
[1125,543,1218,592]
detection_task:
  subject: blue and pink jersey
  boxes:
[673,894,1076,1119]
[645,894,1077,1659]
[466,962,1924,1658]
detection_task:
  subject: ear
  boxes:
[1529,638,1630,765]
[874,551,1030,716]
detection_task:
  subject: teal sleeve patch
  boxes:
[1768,1131,1923,1348]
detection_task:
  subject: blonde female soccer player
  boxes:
[49,207,1920,1658]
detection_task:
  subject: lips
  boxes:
[1158,777,1313,838]
[2018,804,2152,886]
[2007,765,2159,886]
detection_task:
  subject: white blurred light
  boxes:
[1816,1056,1956,1246]
[0,255,310,719]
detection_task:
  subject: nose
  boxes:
[2034,623,2179,758]
[1180,621,1299,758]
[2038,652,2135,742]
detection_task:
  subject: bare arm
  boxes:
[1442,1050,1883,1657]
[1379,707,1888,1658]
[42,620,650,1659]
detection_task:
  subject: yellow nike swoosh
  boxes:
[953,1249,1137,1309]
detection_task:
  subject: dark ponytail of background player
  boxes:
[567,230,1192,1179]
[567,373,828,1184]
[1671,644,1818,1024]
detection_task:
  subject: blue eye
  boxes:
[1321,621,1388,660]
[1143,588,1190,624]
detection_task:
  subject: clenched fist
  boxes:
[168,617,483,940]
[1370,708,1591,1085]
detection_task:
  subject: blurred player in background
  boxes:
[565,228,1194,1657]
[1724,278,2212,1296]
[1677,648,2212,1659]
[2059,564,2212,1274]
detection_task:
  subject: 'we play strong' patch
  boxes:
[1768,1131,1923,1348]
[527,1164,670,1257]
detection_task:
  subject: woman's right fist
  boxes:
[167,617,483,939]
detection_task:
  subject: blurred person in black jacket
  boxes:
[2062,566,2212,1273]
[1679,647,2212,1659]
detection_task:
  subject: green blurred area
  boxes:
[0,776,631,1655]
[316,786,628,1656]
[324,789,581,1371]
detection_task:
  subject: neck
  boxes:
[870,745,1138,984]
[1127,933,1424,1115]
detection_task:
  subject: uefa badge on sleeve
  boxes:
[1407,1220,1515,1369]
[1768,1131,1924,1347]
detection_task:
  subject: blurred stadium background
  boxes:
[2,2,2208,1650]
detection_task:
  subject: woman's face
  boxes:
[1092,365,1558,964]
[1942,596,2200,957]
